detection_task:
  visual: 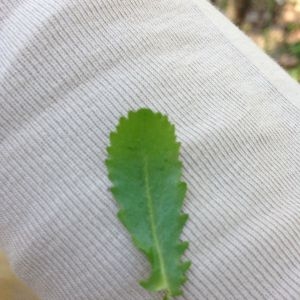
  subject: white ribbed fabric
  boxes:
[1,0,300,299]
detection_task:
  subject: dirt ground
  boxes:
[0,252,38,300]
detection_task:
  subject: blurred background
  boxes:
[210,0,300,82]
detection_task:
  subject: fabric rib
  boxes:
[1,0,300,299]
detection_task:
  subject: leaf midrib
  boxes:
[143,155,171,296]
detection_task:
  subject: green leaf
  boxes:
[106,108,190,299]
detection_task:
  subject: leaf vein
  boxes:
[143,154,171,295]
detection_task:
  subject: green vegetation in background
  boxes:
[211,0,300,82]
